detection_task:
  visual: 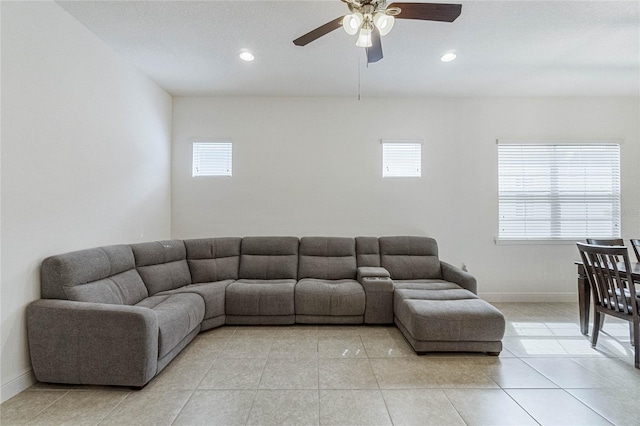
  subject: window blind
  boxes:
[498,143,620,240]
[382,141,422,177]
[192,142,232,177]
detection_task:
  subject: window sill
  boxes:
[494,238,583,246]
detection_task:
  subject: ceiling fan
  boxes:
[293,1,462,64]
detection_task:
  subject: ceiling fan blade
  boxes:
[389,3,462,22]
[366,27,383,63]
[293,16,345,46]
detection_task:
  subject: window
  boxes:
[382,140,422,177]
[192,141,232,177]
[498,141,621,240]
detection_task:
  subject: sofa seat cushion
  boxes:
[295,279,365,316]
[394,288,477,315]
[158,280,233,320]
[393,280,462,291]
[226,279,296,316]
[136,293,204,357]
[395,297,505,343]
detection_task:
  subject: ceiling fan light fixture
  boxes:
[373,12,394,36]
[355,26,372,48]
[343,13,363,35]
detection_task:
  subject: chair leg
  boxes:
[591,311,601,348]
[634,319,639,369]
[631,323,636,346]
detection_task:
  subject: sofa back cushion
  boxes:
[130,240,192,295]
[298,237,357,280]
[185,237,241,283]
[40,245,148,305]
[355,237,381,267]
[239,237,299,280]
[379,236,441,280]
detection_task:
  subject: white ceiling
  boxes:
[57,0,640,97]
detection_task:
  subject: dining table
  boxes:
[576,260,640,335]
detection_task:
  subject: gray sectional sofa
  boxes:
[27,236,505,388]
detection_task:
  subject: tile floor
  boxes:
[2,302,640,425]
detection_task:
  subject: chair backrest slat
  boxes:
[631,239,640,263]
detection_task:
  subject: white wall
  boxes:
[172,96,639,301]
[1,1,172,402]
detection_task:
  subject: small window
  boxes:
[382,140,422,177]
[498,141,621,240]
[192,141,232,177]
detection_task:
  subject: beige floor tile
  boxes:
[232,326,283,338]
[506,389,611,425]
[259,358,318,389]
[0,390,67,425]
[246,390,319,426]
[98,390,191,425]
[557,338,611,357]
[268,338,318,358]
[567,387,640,425]
[444,388,538,425]
[361,336,417,358]
[319,358,378,389]
[570,357,640,389]
[219,337,273,358]
[144,358,212,391]
[370,358,440,389]
[317,337,366,358]
[502,336,569,356]
[522,357,616,388]
[357,326,399,338]
[382,389,465,426]
[199,358,267,389]
[464,357,559,388]
[317,325,364,338]
[434,370,500,388]
[172,390,255,425]
[27,390,129,426]
[26,382,79,391]
[273,325,318,339]
[319,390,391,425]
[199,325,237,338]
[180,334,230,361]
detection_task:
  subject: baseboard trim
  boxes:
[1,369,36,403]
[479,292,577,303]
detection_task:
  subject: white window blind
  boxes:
[498,142,621,240]
[382,141,422,177]
[192,142,232,177]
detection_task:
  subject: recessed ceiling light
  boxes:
[440,52,457,62]
[239,51,254,62]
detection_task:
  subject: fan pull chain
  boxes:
[358,54,361,101]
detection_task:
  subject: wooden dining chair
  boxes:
[586,238,626,264]
[631,239,640,263]
[577,242,639,368]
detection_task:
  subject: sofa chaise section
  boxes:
[225,236,298,325]
[381,236,505,354]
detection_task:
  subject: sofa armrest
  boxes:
[27,299,159,387]
[441,261,477,294]
[357,267,390,280]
